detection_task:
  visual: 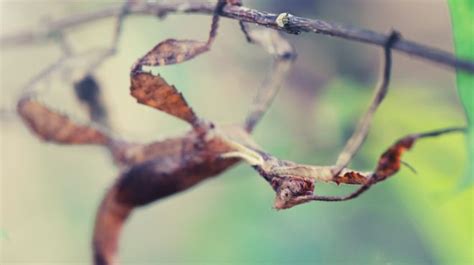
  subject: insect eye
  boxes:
[280,188,292,201]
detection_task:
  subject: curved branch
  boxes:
[1,1,473,74]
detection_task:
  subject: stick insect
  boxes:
[15,1,465,264]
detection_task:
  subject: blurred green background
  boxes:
[1,1,472,264]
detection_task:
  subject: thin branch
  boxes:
[1,1,473,73]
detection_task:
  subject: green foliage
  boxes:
[448,0,474,186]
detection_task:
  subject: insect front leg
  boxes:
[306,127,466,203]
[132,0,226,70]
[251,127,464,209]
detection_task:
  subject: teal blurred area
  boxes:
[1,1,472,264]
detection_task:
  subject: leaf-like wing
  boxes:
[333,170,370,185]
[17,98,109,145]
[130,72,199,126]
[136,39,208,67]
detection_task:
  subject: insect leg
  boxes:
[133,0,226,69]
[309,127,466,202]
[332,31,400,176]
[243,29,296,132]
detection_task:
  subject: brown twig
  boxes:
[1,1,473,73]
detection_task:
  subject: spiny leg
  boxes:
[307,127,466,203]
[332,31,400,176]
[234,127,465,209]
[133,0,226,69]
[129,0,228,129]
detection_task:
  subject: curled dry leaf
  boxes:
[130,72,199,126]
[17,98,109,145]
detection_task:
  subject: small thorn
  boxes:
[401,160,417,174]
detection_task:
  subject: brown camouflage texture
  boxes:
[130,72,199,126]
[17,98,109,145]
